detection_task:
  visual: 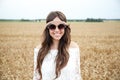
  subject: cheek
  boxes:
[61,29,65,35]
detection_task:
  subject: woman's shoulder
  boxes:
[69,41,79,49]
[34,44,41,54]
[69,41,80,56]
[34,44,41,53]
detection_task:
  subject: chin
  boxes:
[53,37,62,41]
[54,38,61,41]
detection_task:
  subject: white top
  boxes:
[33,48,82,80]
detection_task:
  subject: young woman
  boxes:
[33,11,82,80]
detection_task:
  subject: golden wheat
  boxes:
[0,21,120,80]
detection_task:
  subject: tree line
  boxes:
[1,18,120,22]
[85,18,103,22]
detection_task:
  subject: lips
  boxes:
[54,33,61,37]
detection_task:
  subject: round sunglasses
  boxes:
[47,23,67,30]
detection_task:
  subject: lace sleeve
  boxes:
[33,48,40,80]
[75,48,83,80]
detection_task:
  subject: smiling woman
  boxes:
[33,11,82,80]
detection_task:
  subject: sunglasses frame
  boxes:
[47,23,67,30]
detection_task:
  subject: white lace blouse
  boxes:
[33,47,82,80]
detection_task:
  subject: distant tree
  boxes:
[85,18,103,22]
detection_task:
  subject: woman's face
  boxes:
[47,17,66,41]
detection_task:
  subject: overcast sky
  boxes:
[0,0,120,19]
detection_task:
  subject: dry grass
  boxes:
[0,21,120,80]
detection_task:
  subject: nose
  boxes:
[54,26,59,31]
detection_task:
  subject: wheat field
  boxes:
[0,21,120,80]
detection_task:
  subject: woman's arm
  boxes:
[75,47,83,80]
[70,41,83,80]
[33,48,40,80]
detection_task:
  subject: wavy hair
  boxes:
[36,11,71,80]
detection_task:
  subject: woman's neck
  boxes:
[51,40,59,50]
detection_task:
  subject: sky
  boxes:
[0,0,120,19]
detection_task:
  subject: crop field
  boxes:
[0,21,120,80]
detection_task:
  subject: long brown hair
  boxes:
[36,11,71,80]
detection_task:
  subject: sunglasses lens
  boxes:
[48,24,66,30]
[58,24,66,29]
[48,24,56,30]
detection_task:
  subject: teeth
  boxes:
[55,34,60,35]
[54,33,61,36]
